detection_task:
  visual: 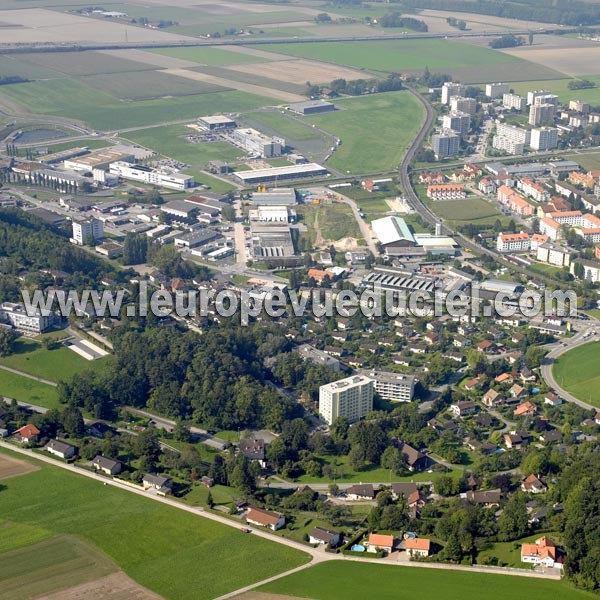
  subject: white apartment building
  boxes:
[530,127,558,151]
[361,370,415,402]
[527,90,550,105]
[72,217,103,245]
[486,82,509,99]
[503,93,524,111]
[450,96,477,115]
[496,122,531,146]
[431,129,460,159]
[231,128,284,158]
[318,375,374,425]
[492,136,525,155]
[442,111,471,135]
[534,93,558,107]
[529,103,556,126]
[109,162,194,190]
[0,302,53,333]
[441,82,465,105]
[517,177,550,203]
[536,243,571,267]
[496,232,531,253]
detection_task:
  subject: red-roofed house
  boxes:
[245,507,285,530]
[13,424,40,443]
[405,537,431,558]
[367,533,394,553]
[521,536,563,569]
[514,400,536,417]
[521,474,547,494]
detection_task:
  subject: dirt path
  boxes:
[312,205,325,248]
[0,364,57,387]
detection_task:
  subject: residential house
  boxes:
[44,439,77,460]
[477,340,497,354]
[514,400,537,417]
[405,537,431,558]
[495,372,514,385]
[143,473,173,495]
[397,441,433,472]
[309,527,341,547]
[464,375,485,391]
[346,483,375,500]
[507,351,523,365]
[521,474,547,494]
[540,429,562,444]
[465,489,502,508]
[521,536,563,569]
[246,507,285,531]
[239,438,267,469]
[87,421,116,439]
[12,424,40,444]
[92,455,122,476]
[544,392,563,407]
[367,533,394,553]
[510,384,529,401]
[451,401,477,417]
[504,432,525,449]
[391,482,424,516]
[453,335,471,349]
[482,389,504,408]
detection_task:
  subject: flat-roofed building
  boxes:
[248,205,293,223]
[486,82,509,99]
[503,93,524,111]
[250,223,295,259]
[288,100,335,115]
[372,216,416,254]
[64,149,134,172]
[234,163,327,185]
[360,369,415,402]
[529,103,556,127]
[296,343,340,371]
[441,82,465,104]
[197,115,236,130]
[0,302,53,333]
[319,375,374,425]
[251,187,297,206]
[231,128,284,158]
[450,96,477,115]
[72,217,103,245]
[530,127,558,151]
[442,111,471,135]
[431,129,460,159]
[110,162,194,190]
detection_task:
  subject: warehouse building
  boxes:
[250,223,295,259]
[235,164,327,185]
[161,200,198,220]
[231,128,284,158]
[251,187,297,206]
[372,216,417,255]
[64,149,134,172]
[288,100,335,115]
[109,162,194,190]
[197,115,236,130]
[249,205,294,223]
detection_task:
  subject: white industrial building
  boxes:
[64,149,134,172]
[197,115,236,130]
[109,162,194,190]
[360,370,415,402]
[251,188,297,206]
[231,128,284,158]
[234,163,327,185]
[248,205,294,223]
[319,375,374,425]
[71,217,104,245]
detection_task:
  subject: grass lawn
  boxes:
[260,39,522,73]
[477,532,560,568]
[585,308,600,320]
[0,79,272,130]
[259,561,594,600]
[424,194,510,228]
[305,92,424,174]
[553,342,600,408]
[565,151,600,171]
[0,339,109,382]
[0,520,52,554]
[149,46,269,66]
[293,453,461,484]
[182,169,236,192]
[511,75,600,106]
[244,110,327,142]
[120,124,243,166]
[0,370,61,410]
[39,138,114,153]
[0,448,310,600]
[297,202,361,244]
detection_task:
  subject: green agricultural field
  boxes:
[0,535,117,600]
[0,339,110,382]
[80,70,229,101]
[244,110,327,142]
[566,151,600,171]
[0,79,273,130]
[305,92,424,174]
[120,124,243,165]
[0,520,52,554]
[0,448,309,600]
[0,55,62,80]
[149,46,270,66]
[259,561,594,600]
[511,75,600,106]
[17,50,157,77]
[553,342,600,408]
[0,370,61,410]
[260,39,522,73]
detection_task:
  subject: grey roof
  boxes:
[143,473,172,487]
[310,526,340,543]
[45,439,76,453]
[239,438,266,461]
[346,483,374,498]
[92,455,122,469]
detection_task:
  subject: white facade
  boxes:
[486,82,509,98]
[496,233,531,253]
[492,136,525,155]
[450,96,477,115]
[527,90,550,105]
[536,244,571,267]
[503,93,524,111]
[362,370,415,402]
[442,111,471,135]
[109,162,194,190]
[529,103,556,126]
[319,375,374,425]
[431,129,460,158]
[530,127,558,151]
[72,218,103,245]
[231,128,284,158]
[0,302,53,333]
[441,82,465,105]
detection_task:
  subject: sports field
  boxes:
[306,92,424,174]
[120,124,243,165]
[259,39,523,73]
[553,342,600,408]
[0,449,309,600]
[259,562,594,600]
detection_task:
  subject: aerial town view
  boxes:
[1,0,600,599]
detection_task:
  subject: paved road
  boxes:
[540,326,599,411]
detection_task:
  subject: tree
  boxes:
[173,421,191,442]
[206,490,214,508]
[348,444,367,471]
[497,493,528,541]
[435,474,458,496]
[328,483,340,497]
[62,406,85,436]
[442,532,462,562]
[528,32,534,45]
[380,446,403,475]
[0,328,17,357]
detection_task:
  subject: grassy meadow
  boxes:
[553,342,600,408]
